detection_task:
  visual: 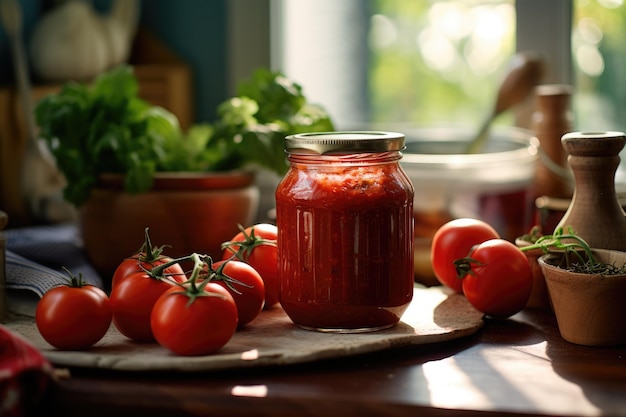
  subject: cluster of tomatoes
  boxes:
[430,218,533,319]
[35,223,278,356]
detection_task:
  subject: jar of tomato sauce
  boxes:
[275,131,415,333]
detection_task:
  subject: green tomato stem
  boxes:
[220,223,277,262]
[137,227,168,262]
[149,254,194,279]
[61,266,87,287]
[453,257,484,279]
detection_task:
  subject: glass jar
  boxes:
[275,131,415,333]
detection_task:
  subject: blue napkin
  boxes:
[3,223,103,316]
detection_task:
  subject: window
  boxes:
[571,0,626,132]
[268,0,626,135]
[271,0,543,129]
[367,0,516,125]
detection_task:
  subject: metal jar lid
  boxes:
[284,131,405,155]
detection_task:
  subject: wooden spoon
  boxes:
[465,51,544,154]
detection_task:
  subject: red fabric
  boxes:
[0,324,54,417]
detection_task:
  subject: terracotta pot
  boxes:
[539,249,626,346]
[80,171,260,285]
[515,238,551,310]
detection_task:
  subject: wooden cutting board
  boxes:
[6,286,484,373]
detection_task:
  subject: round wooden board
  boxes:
[6,286,484,373]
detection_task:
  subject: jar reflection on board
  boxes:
[275,131,415,333]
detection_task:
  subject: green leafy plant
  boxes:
[519,226,626,274]
[35,65,334,206]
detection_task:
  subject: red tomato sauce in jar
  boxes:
[276,132,414,332]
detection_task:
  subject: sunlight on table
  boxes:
[422,342,600,415]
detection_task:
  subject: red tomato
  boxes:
[36,277,112,350]
[457,238,533,319]
[222,223,279,308]
[110,269,186,342]
[112,254,185,289]
[151,282,238,356]
[111,228,186,288]
[431,218,500,293]
[212,260,265,327]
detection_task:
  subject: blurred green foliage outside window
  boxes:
[279,0,626,133]
[573,0,626,132]
[368,0,515,125]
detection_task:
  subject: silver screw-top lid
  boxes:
[285,131,405,155]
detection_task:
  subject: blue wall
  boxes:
[0,0,228,122]
[140,0,227,122]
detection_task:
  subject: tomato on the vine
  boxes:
[111,227,185,289]
[221,223,279,308]
[455,238,533,319]
[151,275,238,356]
[110,261,186,342]
[36,269,112,350]
[431,218,500,293]
[211,259,265,327]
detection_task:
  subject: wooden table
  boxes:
[37,308,626,417]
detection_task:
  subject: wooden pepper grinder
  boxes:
[531,84,575,199]
[556,131,626,251]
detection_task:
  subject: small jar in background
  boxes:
[275,131,414,333]
[531,84,575,200]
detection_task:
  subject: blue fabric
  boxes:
[4,223,103,298]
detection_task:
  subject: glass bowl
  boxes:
[397,125,539,284]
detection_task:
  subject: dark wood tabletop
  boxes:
[39,307,626,417]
